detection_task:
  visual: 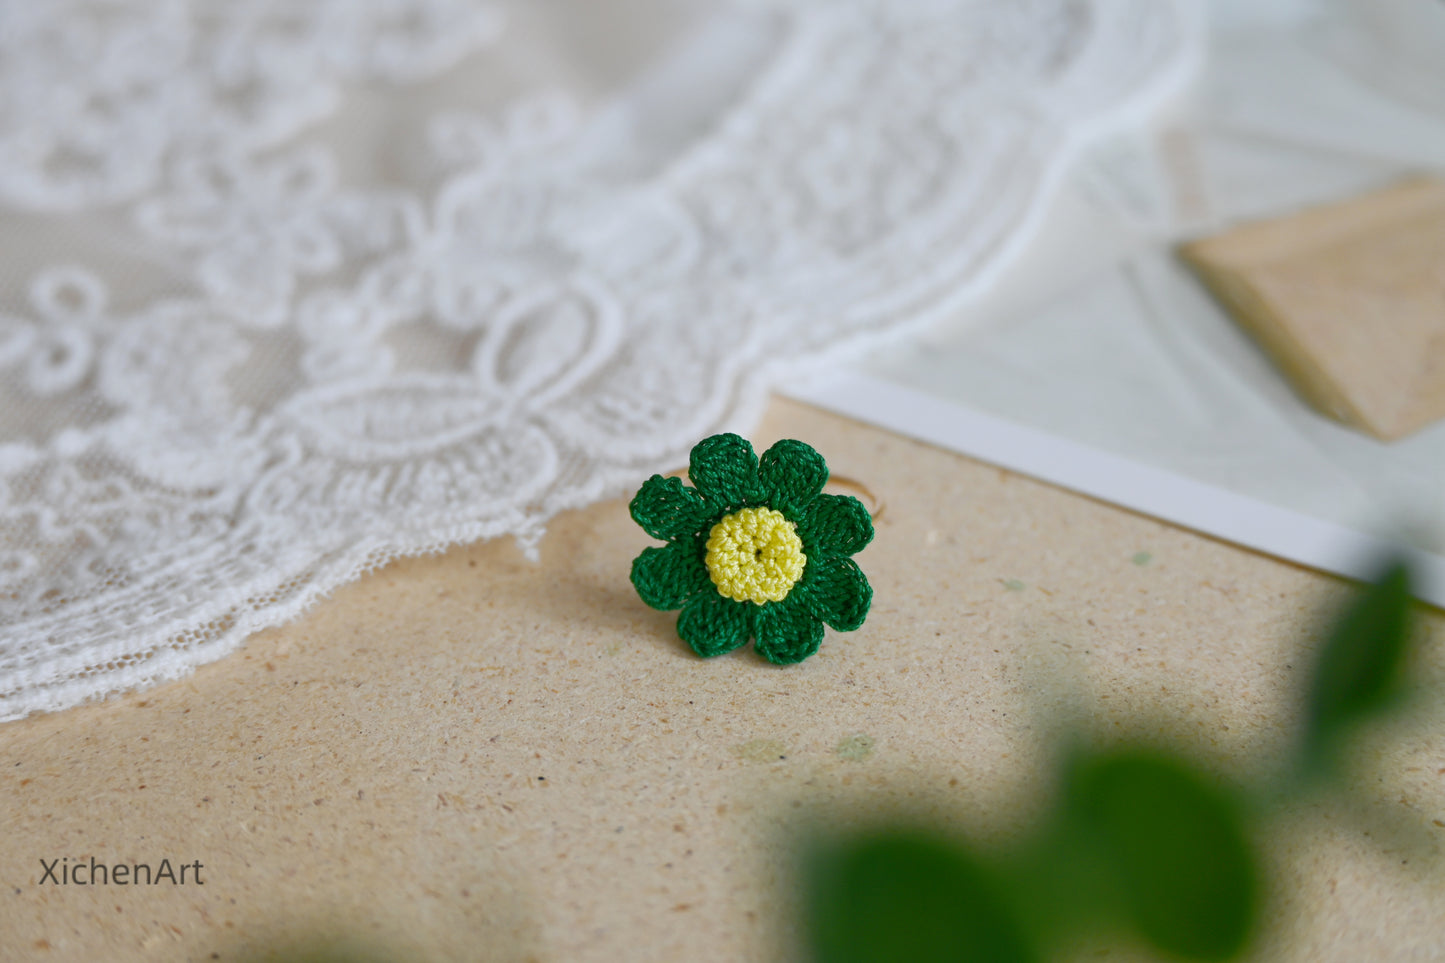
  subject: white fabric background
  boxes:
[0,0,1198,721]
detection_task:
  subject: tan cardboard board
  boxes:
[3,400,1443,961]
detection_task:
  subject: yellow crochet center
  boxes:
[705,507,807,604]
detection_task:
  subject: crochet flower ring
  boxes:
[629,433,874,665]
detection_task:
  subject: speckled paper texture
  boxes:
[3,401,1444,961]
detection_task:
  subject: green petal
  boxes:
[631,539,709,611]
[755,599,825,665]
[689,433,760,510]
[798,555,872,632]
[758,438,829,514]
[630,473,714,541]
[678,591,753,658]
[797,493,874,558]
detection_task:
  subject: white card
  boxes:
[788,19,1445,605]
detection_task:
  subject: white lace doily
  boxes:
[0,0,1199,721]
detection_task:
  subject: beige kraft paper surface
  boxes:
[3,399,1444,962]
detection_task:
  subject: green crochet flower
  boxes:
[629,433,874,665]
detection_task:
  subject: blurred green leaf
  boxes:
[1066,751,1256,961]
[804,829,1035,963]
[1304,561,1413,777]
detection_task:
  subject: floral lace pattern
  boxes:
[0,0,1198,720]
[0,0,504,209]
